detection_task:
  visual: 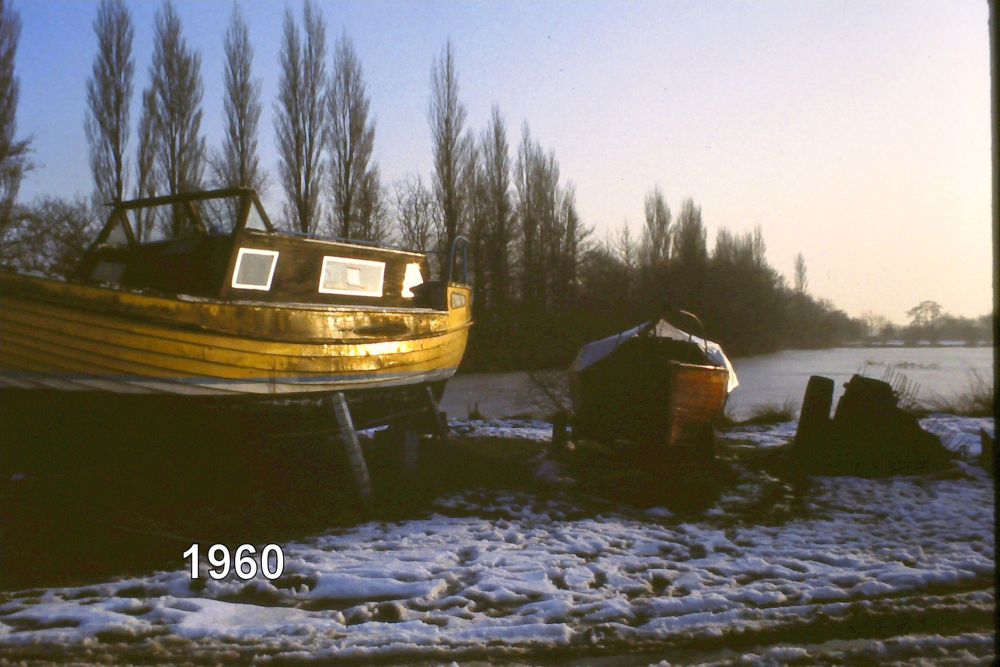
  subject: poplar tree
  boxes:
[275,0,326,233]
[793,252,808,294]
[393,175,436,252]
[481,106,513,319]
[85,0,134,207]
[0,0,30,231]
[148,0,206,199]
[640,186,670,269]
[326,32,376,239]
[216,3,263,191]
[429,40,469,252]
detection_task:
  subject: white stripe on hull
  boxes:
[0,367,458,396]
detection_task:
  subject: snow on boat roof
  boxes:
[571,318,739,393]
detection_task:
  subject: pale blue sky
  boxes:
[10,0,992,321]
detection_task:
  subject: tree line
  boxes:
[862,303,992,347]
[2,0,957,369]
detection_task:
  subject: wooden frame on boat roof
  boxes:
[97,188,276,242]
[109,187,261,211]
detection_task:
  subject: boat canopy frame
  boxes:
[91,188,276,249]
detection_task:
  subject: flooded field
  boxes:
[442,346,994,421]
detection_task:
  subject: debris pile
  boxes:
[792,374,952,476]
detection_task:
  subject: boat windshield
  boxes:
[123,194,247,243]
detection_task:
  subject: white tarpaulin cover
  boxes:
[571,319,739,394]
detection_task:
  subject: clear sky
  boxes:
[10,0,993,322]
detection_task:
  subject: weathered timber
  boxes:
[792,374,952,476]
[326,392,372,502]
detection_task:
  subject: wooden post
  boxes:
[794,375,834,458]
[326,392,371,502]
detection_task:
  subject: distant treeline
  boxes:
[462,190,862,370]
[860,305,992,348]
[0,1,980,371]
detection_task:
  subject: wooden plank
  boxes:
[326,392,372,502]
[425,385,449,444]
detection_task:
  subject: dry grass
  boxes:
[919,371,994,417]
[721,400,799,427]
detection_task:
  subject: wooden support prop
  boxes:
[326,392,372,502]
[551,410,568,451]
[424,386,450,445]
[403,431,420,470]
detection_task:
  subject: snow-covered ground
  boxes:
[0,417,994,664]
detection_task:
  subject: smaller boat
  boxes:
[568,311,737,453]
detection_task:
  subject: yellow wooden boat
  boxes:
[0,189,473,401]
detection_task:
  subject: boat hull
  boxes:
[570,332,730,450]
[0,271,472,397]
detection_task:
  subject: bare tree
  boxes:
[640,185,670,269]
[616,220,636,268]
[750,225,767,268]
[326,31,376,239]
[672,197,707,267]
[514,123,541,308]
[861,311,889,340]
[535,148,562,310]
[463,130,488,301]
[355,168,389,243]
[793,251,808,294]
[712,227,736,265]
[0,0,30,232]
[514,122,585,315]
[906,300,943,328]
[393,174,436,252]
[557,183,586,311]
[480,105,513,318]
[148,0,205,202]
[429,40,469,252]
[214,2,263,191]
[5,196,98,276]
[134,87,157,240]
[275,1,326,234]
[85,0,134,209]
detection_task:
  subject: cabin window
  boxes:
[232,248,279,290]
[90,261,125,284]
[401,263,423,298]
[318,256,385,297]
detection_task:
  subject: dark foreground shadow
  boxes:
[0,393,743,590]
[0,395,552,590]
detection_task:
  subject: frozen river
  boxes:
[442,345,994,421]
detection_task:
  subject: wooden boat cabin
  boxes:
[0,188,473,401]
[75,189,439,310]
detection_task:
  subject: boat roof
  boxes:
[570,318,739,393]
